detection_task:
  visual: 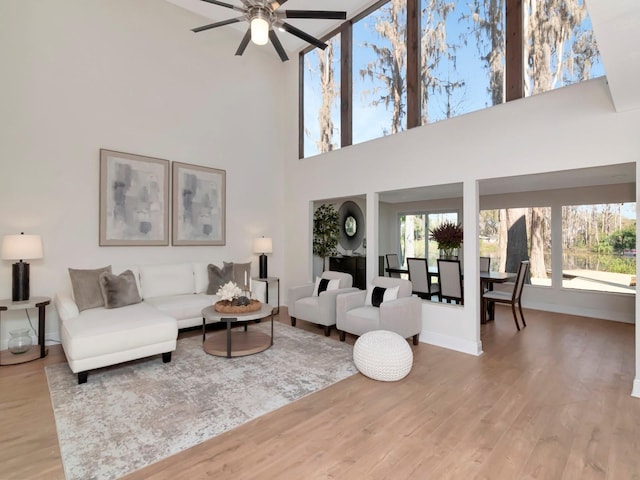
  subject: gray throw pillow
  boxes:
[98,270,142,309]
[233,262,252,290]
[69,266,112,312]
[207,262,234,295]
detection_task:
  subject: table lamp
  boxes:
[1,233,43,301]
[253,236,272,279]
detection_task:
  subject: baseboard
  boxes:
[524,300,635,324]
[632,379,640,398]
[421,331,482,356]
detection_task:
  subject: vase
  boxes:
[440,248,458,260]
[8,328,32,354]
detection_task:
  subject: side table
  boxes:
[251,276,280,314]
[0,296,50,366]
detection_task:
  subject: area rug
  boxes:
[45,322,357,480]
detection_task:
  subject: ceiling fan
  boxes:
[192,0,347,62]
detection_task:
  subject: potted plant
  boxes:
[429,220,463,259]
[313,203,340,271]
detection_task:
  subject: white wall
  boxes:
[282,70,639,358]
[0,0,286,344]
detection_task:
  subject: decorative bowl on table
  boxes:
[214,298,262,313]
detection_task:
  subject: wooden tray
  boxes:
[214,299,262,314]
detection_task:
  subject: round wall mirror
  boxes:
[345,216,357,236]
[338,200,365,251]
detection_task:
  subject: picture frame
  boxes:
[99,149,170,246]
[172,162,226,246]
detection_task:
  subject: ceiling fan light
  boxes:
[251,17,269,45]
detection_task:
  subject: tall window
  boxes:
[421,0,505,125]
[353,0,407,145]
[400,211,458,267]
[300,0,605,158]
[562,203,636,293]
[303,34,341,158]
[524,0,605,96]
[479,207,551,285]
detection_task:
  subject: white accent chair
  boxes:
[336,276,422,345]
[288,271,358,336]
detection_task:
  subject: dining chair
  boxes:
[436,259,464,304]
[479,256,491,298]
[482,260,530,331]
[407,257,440,300]
[385,254,401,278]
[479,256,490,272]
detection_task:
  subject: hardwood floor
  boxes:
[1,307,639,479]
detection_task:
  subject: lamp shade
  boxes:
[1,234,43,260]
[253,237,273,254]
[250,16,269,45]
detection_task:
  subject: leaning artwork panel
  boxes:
[172,162,226,246]
[99,149,170,246]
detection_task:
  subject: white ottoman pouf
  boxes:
[353,330,413,381]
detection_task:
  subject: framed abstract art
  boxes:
[99,149,170,246]
[172,162,226,246]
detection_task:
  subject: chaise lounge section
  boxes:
[54,262,248,383]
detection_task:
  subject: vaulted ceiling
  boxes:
[167,0,640,113]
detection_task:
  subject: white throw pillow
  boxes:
[312,277,341,296]
[365,285,400,307]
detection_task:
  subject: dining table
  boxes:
[386,266,515,323]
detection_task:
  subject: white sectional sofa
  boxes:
[54,262,227,384]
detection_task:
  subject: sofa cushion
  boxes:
[233,262,252,290]
[99,270,142,309]
[140,263,195,299]
[207,262,234,294]
[145,293,214,321]
[344,306,381,336]
[192,263,209,294]
[69,266,112,312]
[60,302,177,361]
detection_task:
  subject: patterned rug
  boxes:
[45,322,357,480]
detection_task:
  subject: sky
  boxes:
[303,0,605,158]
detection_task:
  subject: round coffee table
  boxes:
[201,304,274,358]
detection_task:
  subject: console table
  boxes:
[330,256,366,290]
[0,296,50,366]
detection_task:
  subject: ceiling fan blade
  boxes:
[270,0,288,10]
[200,0,245,13]
[269,30,289,62]
[192,17,242,33]
[284,10,347,20]
[280,22,327,50]
[235,28,252,56]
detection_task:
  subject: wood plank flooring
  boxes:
[1,307,639,479]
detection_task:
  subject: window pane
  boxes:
[303,34,341,158]
[562,203,636,294]
[400,211,458,268]
[353,1,407,145]
[427,212,459,267]
[421,0,505,125]
[525,0,605,96]
[400,214,426,267]
[479,208,551,285]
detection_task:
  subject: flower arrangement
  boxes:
[214,281,260,313]
[429,221,463,257]
[216,281,243,302]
